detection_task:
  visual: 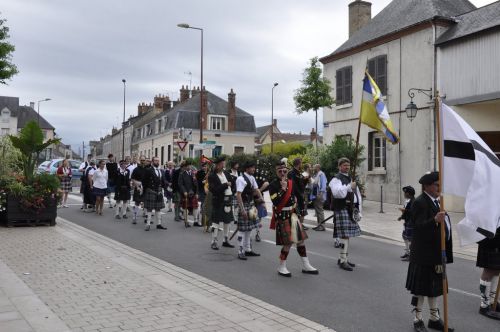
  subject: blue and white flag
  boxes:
[441,103,500,245]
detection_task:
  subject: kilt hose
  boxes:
[237,201,258,232]
[144,188,165,211]
[334,208,361,238]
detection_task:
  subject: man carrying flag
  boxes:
[440,102,500,320]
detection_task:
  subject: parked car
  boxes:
[37,159,83,178]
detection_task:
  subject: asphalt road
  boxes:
[59,196,498,332]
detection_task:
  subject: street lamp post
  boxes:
[404,88,432,121]
[177,23,204,144]
[271,82,278,153]
[122,79,126,160]
[37,98,51,126]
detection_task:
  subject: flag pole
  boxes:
[351,71,366,180]
[493,280,500,311]
[435,92,449,332]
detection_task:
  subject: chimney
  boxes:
[29,102,35,109]
[310,128,317,142]
[154,94,171,112]
[180,85,190,103]
[348,0,371,38]
[191,86,199,97]
[228,89,236,131]
[138,102,149,116]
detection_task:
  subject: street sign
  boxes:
[193,143,215,150]
[203,140,216,144]
[177,140,188,151]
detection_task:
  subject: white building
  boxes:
[320,0,500,210]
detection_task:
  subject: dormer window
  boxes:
[210,116,226,131]
[1,108,10,123]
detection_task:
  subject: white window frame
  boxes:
[209,115,227,131]
[371,132,386,171]
[233,145,245,155]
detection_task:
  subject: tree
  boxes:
[0,15,18,84]
[294,57,334,149]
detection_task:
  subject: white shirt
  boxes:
[127,163,137,174]
[79,161,89,172]
[236,172,258,193]
[328,174,362,213]
[91,168,108,189]
[217,172,232,196]
[153,166,162,179]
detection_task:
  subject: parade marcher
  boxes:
[229,160,241,222]
[89,160,108,216]
[172,162,182,221]
[254,171,269,243]
[312,164,327,231]
[329,157,362,272]
[178,160,201,227]
[56,158,72,208]
[130,156,147,224]
[79,154,92,210]
[302,163,313,213]
[406,171,454,332]
[106,153,118,208]
[142,156,167,231]
[162,161,175,212]
[235,160,262,260]
[126,155,138,174]
[269,161,318,277]
[477,228,500,320]
[114,160,131,220]
[288,158,309,230]
[83,161,96,212]
[196,161,209,223]
[398,185,415,261]
[208,156,235,250]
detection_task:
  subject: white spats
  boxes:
[339,238,349,263]
[480,279,492,308]
[301,257,318,274]
[278,260,291,277]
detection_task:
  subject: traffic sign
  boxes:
[203,140,216,144]
[177,140,188,151]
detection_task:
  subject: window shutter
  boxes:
[345,67,352,104]
[336,69,343,104]
[377,55,387,95]
[368,132,373,171]
[382,138,387,168]
[368,59,376,79]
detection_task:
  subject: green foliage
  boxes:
[319,136,365,180]
[294,57,334,114]
[260,141,307,156]
[294,57,334,149]
[225,153,281,184]
[0,135,22,175]
[8,121,61,181]
[0,15,18,84]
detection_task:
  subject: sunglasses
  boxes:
[277,169,288,174]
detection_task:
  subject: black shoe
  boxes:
[278,271,292,277]
[145,225,150,231]
[211,242,219,250]
[185,223,191,228]
[238,253,247,260]
[491,304,500,312]
[302,269,319,275]
[400,253,409,259]
[413,319,428,332]
[401,256,410,261]
[245,251,260,257]
[156,224,167,230]
[339,261,353,271]
[168,208,172,212]
[480,306,500,320]
[337,259,355,267]
[427,319,454,331]
[144,219,147,224]
[174,216,180,222]
[193,222,203,227]
[222,241,235,248]
[132,218,137,225]
[255,233,261,242]
[122,215,128,219]
[115,215,121,220]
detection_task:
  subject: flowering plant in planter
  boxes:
[0,121,62,221]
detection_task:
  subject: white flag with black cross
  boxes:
[441,102,500,246]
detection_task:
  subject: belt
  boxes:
[281,206,294,211]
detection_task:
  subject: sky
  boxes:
[0,0,495,155]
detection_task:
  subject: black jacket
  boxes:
[208,171,234,208]
[142,167,163,192]
[288,168,305,209]
[178,169,197,196]
[162,168,174,190]
[410,193,453,266]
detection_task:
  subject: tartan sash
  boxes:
[270,179,293,230]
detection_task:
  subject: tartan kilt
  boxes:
[181,194,198,209]
[144,188,165,211]
[60,176,72,192]
[237,202,258,232]
[133,188,144,204]
[276,213,308,246]
[402,221,413,241]
[334,208,361,238]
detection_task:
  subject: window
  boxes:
[368,132,386,171]
[164,117,168,130]
[1,128,9,136]
[189,144,194,158]
[158,119,162,133]
[1,108,10,123]
[210,116,225,131]
[478,131,500,159]
[212,145,222,158]
[368,55,387,95]
[234,146,244,155]
[336,66,352,105]
[336,134,352,142]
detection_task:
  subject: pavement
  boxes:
[0,192,480,332]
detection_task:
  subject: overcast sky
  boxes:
[0,0,495,154]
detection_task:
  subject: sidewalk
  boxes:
[0,218,334,332]
[262,194,477,260]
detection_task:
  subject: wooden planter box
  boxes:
[0,195,57,227]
